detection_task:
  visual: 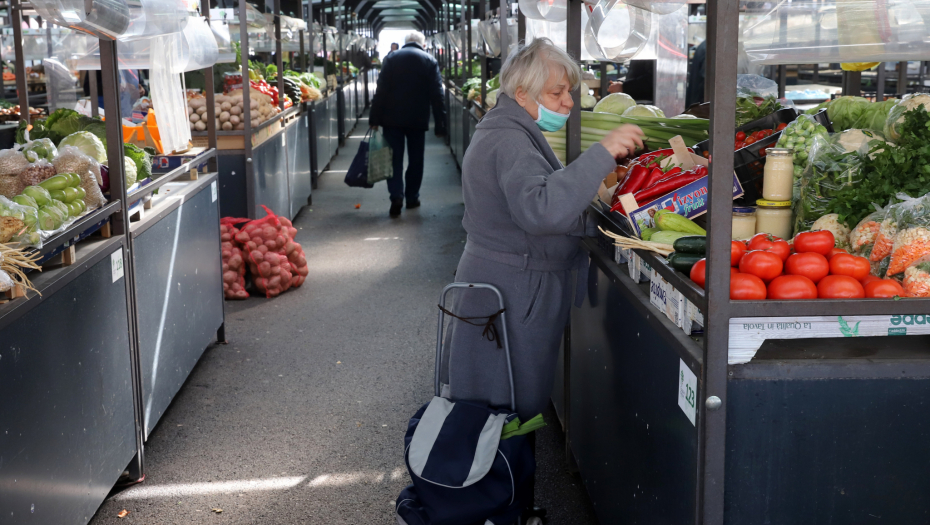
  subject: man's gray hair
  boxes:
[405,31,426,45]
[500,38,581,99]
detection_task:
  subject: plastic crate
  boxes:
[693,108,833,204]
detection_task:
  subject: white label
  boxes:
[110,250,124,283]
[628,253,640,281]
[211,181,218,202]
[729,314,930,364]
[649,271,667,314]
[678,359,697,426]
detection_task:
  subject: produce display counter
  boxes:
[211,106,311,220]
[446,87,469,169]
[555,205,930,524]
[310,91,340,186]
[0,235,138,524]
[129,172,224,439]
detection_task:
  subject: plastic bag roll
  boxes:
[177,16,219,72]
[121,0,188,42]
[583,0,652,61]
[519,0,568,22]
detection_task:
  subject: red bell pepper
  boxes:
[632,169,708,203]
[616,163,649,195]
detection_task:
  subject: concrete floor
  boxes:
[89,113,597,524]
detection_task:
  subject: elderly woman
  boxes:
[441,38,644,421]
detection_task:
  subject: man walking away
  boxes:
[387,42,399,57]
[370,31,447,217]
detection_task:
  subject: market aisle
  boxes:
[89,113,596,524]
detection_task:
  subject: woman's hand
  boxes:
[599,124,645,159]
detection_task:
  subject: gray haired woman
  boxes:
[442,39,644,421]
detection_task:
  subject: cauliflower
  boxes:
[885,93,930,141]
[812,213,851,249]
[836,129,885,156]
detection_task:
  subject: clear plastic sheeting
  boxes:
[519,0,568,22]
[33,0,131,39]
[478,17,518,56]
[623,0,686,15]
[741,0,930,65]
[149,32,190,154]
[121,0,188,41]
[177,16,218,72]
[583,0,652,61]
[447,31,463,51]
[527,8,594,60]
[211,19,236,63]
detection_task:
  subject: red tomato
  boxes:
[784,252,830,283]
[793,230,835,256]
[739,250,784,282]
[735,131,746,142]
[744,135,758,145]
[690,259,706,288]
[864,279,905,298]
[768,275,818,300]
[734,140,743,150]
[731,241,747,267]
[731,267,739,277]
[827,247,848,260]
[776,123,788,131]
[759,147,768,157]
[731,273,767,300]
[817,275,865,299]
[829,253,871,281]
[860,274,882,287]
[747,233,790,261]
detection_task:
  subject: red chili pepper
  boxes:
[617,163,650,195]
[640,166,668,190]
[633,169,708,203]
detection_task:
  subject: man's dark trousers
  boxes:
[383,126,426,204]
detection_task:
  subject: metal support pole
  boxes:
[239,0,254,212]
[11,0,30,125]
[275,0,285,112]
[599,62,608,98]
[99,37,144,480]
[702,0,740,522]
[518,4,525,42]
[843,71,862,96]
[897,61,908,95]
[876,62,886,101]
[478,0,487,108]
[565,0,582,163]
[777,65,786,99]
[499,0,510,62]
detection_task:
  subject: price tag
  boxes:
[111,250,124,283]
[678,359,697,426]
[211,181,218,202]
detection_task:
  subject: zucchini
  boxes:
[671,235,707,255]
[640,227,660,241]
[655,212,706,235]
[667,252,703,273]
[650,230,693,245]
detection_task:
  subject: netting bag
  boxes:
[367,128,393,184]
[234,206,307,298]
[220,217,249,300]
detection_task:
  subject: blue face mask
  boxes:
[534,99,569,132]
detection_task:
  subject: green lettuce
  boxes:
[123,143,152,181]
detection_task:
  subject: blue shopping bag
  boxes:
[344,129,374,188]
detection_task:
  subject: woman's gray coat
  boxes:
[442,93,617,420]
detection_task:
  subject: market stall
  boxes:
[476,0,930,523]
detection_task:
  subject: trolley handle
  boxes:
[435,283,516,412]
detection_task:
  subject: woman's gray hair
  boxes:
[405,31,426,45]
[500,38,581,99]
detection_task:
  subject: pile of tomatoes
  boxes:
[735,123,787,151]
[688,230,906,300]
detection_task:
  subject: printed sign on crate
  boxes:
[729,314,930,364]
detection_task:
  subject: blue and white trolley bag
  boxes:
[396,283,535,525]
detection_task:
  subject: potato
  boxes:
[251,118,260,128]
[230,105,241,116]
[187,105,194,115]
[219,111,230,122]
[230,115,240,125]
[222,121,233,131]
[189,112,200,123]
[235,122,245,130]
[196,106,207,115]
[194,121,207,131]
[221,101,232,111]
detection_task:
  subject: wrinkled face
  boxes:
[516,65,573,120]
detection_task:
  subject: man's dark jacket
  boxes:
[370,42,446,133]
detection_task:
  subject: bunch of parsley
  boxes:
[827,108,930,226]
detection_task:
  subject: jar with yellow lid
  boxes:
[755,199,793,240]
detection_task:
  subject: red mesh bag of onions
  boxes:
[220,217,250,299]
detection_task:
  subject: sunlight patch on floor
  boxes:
[114,476,307,500]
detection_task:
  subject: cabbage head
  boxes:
[486,89,500,107]
[581,94,597,109]
[622,104,665,118]
[59,131,107,164]
[825,96,870,131]
[123,156,137,188]
[593,93,635,115]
